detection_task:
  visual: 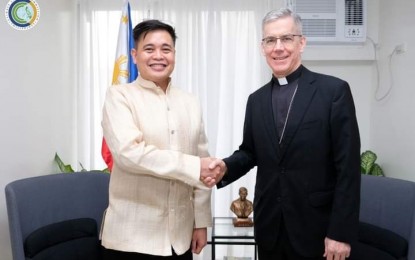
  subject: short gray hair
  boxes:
[262,8,303,35]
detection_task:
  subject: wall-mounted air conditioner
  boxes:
[285,0,366,44]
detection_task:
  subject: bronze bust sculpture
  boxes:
[230,187,254,227]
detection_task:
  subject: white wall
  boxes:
[0,0,414,259]
[370,0,415,181]
[0,0,76,258]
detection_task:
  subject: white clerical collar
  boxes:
[277,77,288,85]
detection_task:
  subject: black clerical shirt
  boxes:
[271,65,303,143]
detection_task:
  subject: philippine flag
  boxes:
[102,1,138,171]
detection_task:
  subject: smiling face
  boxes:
[131,30,175,90]
[262,16,306,78]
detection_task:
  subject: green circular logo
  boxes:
[5,0,40,30]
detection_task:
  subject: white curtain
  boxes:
[77,0,280,258]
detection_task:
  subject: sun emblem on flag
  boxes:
[112,55,129,85]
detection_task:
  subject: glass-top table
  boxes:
[208,217,257,260]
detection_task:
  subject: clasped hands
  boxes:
[200,157,227,188]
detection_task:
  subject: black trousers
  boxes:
[258,218,325,260]
[103,248,192,260]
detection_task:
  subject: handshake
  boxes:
[200,157,227,188]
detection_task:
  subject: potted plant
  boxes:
[54,153,109,173]
[361,150,384,176]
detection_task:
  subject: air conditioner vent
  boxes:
[345,0,363,25]
[295,0,336,13]
[302,19,336,37]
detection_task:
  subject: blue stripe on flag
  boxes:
[127,2,138,83]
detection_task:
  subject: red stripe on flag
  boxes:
[102,138,113,171]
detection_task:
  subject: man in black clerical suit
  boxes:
[205,8,361,260]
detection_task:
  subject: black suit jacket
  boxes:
[218,66,361,257]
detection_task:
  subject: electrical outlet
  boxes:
[396,42,407,54]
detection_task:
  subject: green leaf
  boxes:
[79,162,88,172]
[360,150,377,174]
[371,163,385,176]
[54,152,110,173]
[360,166,367,174]
[54,153,75,173]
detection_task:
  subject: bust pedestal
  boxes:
[233,217,254,227]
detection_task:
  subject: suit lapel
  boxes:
[279,69,317,160]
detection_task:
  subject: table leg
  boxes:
[212,238,215,260]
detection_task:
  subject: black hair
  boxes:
[133,19,177,47]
